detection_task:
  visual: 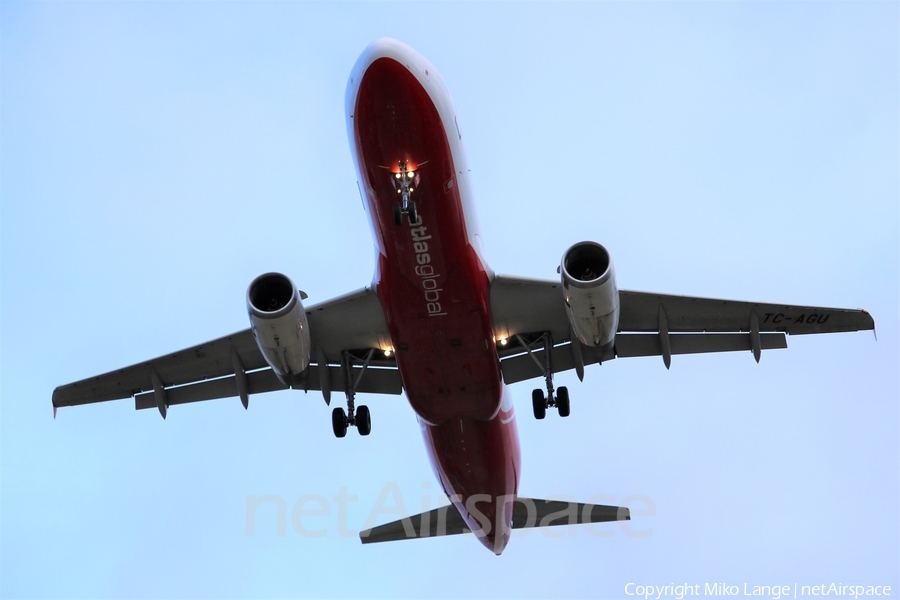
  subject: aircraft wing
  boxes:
[52,287,401,414]
[490,276,875,383]
[616,290,874,335]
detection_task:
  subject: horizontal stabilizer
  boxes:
[359,497,630,544]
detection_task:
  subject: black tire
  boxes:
[557,386,570,417]
[407,201,418,224]
[532,389,546,420]
[393,202,402,225]
[357,405,371,436]
[332,407,347,438]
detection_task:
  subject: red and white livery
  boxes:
[53,38,875,555]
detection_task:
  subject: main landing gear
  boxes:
[391,161,419,225]
[332,350,375,438]
[531,386,569,420]
[516,332,570,420]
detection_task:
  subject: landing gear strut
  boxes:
[332,349,375,437]
[516,332,570,419]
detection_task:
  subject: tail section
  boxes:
[359,497,630,548]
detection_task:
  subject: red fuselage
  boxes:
[347,41,520,554]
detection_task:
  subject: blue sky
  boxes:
[2,2,897,599]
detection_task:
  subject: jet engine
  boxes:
[561,241,619,349]
[247,272,311,385]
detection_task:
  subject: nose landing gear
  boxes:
[391,162,419,225]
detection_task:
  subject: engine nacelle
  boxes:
[561,241,619,348]
[247,272,311,385]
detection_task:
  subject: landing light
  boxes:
[395,173,401,179]
[383,348,393,357]
[498,338,508,346]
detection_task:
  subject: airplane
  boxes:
[52,38,875,555]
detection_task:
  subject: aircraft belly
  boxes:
[353,51,520,552]
[354,57,502,424]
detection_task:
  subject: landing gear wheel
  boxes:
[532,389,546,420]
[556,386,570,417]
[393,202,402,225]
[332,407,348,438]
[356,405,371,436]
[407,201,418,224]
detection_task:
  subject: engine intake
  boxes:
[561,242,619,348]
[247,273,311,385]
